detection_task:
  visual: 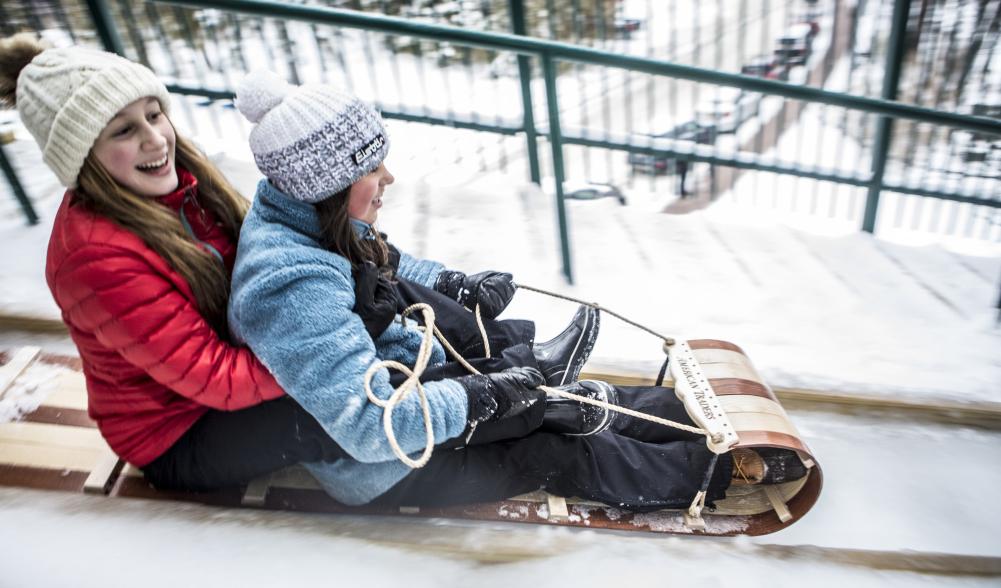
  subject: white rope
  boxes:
[362,303,438,468]
[364,287,710,470]
[474,303,491,359]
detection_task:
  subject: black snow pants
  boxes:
[379,282,734,511]
[374,381,733,512]
[142,396,348,492]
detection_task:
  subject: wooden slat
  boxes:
[0,346,41,397]
[266,465,321,490]
[736,430,813,456]
[0,441,108,471]
[728,412,802,438]
[39,370,88,410]
[710,378,778,401]
[0,421,108,451]
[21,405,95,428]
[83,450,124,495]
[546,493,570,521]
[763,485,793,523]
[719,395,790,419]
[715,473,811,515]
[0,465,91,491]
[692,347,757,371]
[121,464,144,478]
[700,361,763,385]
[688,340,745,354]
[242,475,272,506]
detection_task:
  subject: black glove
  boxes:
[352,261,399,339]
[457,366,544,425]
[434,270,516,320]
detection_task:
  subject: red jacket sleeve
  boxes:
[54,244,285,410]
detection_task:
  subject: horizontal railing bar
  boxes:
[166,84,234,100]
[167,84,524,135]
[565,133,875,185]
[163,83,1000,209]
[878,183,1001,206]
[381,111,522,136]
[565,134,1000,208]
[159,0,1001,137]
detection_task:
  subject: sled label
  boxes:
[669,341,739,454]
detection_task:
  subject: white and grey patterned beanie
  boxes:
[236,70,389,203]
[15,46,171,188]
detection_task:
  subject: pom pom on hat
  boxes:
[0,33,49,108]
[235,69,291,124]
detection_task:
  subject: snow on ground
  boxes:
[0,485,997,588]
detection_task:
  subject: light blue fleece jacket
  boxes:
[228,180,470,505]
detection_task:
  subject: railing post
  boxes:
[862,0,911,233]
[0,143,38,226]
[83,0,127,56]
[542,53,573,284]
[508,0,541,184]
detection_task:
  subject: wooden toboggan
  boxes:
[0,341,821,536]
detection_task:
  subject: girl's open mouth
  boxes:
[136,155,170,175]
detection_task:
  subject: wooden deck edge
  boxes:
[580,369,1001,431]
[0,314,67,334]
[2,348,998,429]
[756,544,1001,578]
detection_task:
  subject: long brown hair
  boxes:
[75,134,248,337]
[315,189,389,272]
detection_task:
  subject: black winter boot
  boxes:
[532,305,600,387]
[541,380,618,436]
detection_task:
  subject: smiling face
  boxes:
[90,97,177,197]
[347,163,394,225]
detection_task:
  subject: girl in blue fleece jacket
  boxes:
[227,72,805,511]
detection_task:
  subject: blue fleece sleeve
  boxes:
[229,249,469,464]
[396,250,445,289]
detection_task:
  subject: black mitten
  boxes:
[456,366,544,425]
[434,270,516,319]
[352,261,399,339]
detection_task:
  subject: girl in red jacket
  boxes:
[0,34,348,490]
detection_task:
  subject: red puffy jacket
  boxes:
[45,167,285,467]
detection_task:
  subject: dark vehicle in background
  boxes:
[628,120,717,174]
[563,181,627,205]
[741,54,789,81]
[956,101,1001,163]
[696,88,761,133]
[614,17,642,33]
[775,24,813,66]
[970,102,1001,141]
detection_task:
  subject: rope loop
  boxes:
[364,286,708,471]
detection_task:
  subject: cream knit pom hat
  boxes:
[15,46,171,188]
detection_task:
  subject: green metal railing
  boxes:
[161,0,1001,282]
[3,0,1000,282]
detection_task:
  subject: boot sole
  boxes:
[563,380,618,436]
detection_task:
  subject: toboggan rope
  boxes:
[362,283,718,521]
